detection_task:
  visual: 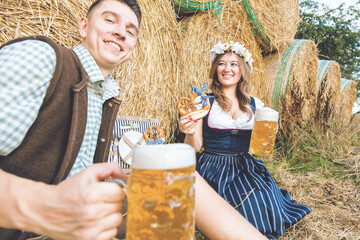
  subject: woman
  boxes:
[179,41,311,239]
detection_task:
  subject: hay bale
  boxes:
[178,0,264,102]
[240,0,299,53]
[0,0,89,47]
[262,39,318,125]
[351,112,360,124]
[336,79,358,124]
[114,0,181,141]
[171,0,223,15]
[315,60,341,123]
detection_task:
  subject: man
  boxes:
[0,0,266,239]
[0,1,140,239]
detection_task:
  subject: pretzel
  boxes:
[144,125,165,144]
[177,93,210,120]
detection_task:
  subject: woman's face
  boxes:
[216,52,242,89]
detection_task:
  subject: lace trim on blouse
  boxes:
[207,97,264,130]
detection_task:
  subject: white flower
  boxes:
[233,42,246,55]
[221,42,230,51]
[243,51,251,62]
[210,41,225,60]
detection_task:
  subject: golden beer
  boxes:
[249,107,279,157]
[126,144,196,240]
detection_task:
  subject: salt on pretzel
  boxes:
[177,93,210,120]
[144,125,165,144]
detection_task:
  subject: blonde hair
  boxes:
[209,52,252,116]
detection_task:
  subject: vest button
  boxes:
[230,129,238,135]
[99,138,106,143]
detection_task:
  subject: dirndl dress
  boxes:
[196,97,311,239]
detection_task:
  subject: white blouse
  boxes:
[207,97,264,130]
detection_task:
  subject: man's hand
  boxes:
[1,163,127,240]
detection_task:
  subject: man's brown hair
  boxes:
[87,0,142,25]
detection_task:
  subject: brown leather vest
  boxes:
[0,36,121,240]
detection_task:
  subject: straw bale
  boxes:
[336,79,358,124]
[262,39,318,126]
[178,0,264,103]
[315,60,341,123]
[351,112,360,124]
[240,0,299,54]
[114,0,181,141]
[171,0,222,15]
[0,0,89,47]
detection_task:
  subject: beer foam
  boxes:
[132,143,196,169]
[255,107,279,122]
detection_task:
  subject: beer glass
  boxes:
[126,144,196,240]
[249,107,279,157]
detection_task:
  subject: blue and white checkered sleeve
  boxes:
[0,40,56,156]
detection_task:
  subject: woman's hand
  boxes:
[179,114,198,136]
[179,113,204,152]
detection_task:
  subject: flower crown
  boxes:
[210,41,254,70]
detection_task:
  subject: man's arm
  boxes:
[195,172,268,240]
[0,40,55,156]
[0,163,127,240]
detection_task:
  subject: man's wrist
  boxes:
[2,171,50,234]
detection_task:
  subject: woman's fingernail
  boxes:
[194,120,198,123]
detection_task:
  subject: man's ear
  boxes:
[79,17,88,38]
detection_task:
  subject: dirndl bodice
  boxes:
[202,96,256,154]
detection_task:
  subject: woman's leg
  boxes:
[195,172,268,240]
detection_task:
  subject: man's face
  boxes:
[79,0,139,74]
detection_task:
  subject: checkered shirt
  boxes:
[0,40,55,156]
[0,40,120,178]
[68,45,120,177]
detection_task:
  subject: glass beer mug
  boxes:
[249,107,279,157]
[126,144,196,240]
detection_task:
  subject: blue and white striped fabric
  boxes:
[197,152,311,239]
[108,116,160,169]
